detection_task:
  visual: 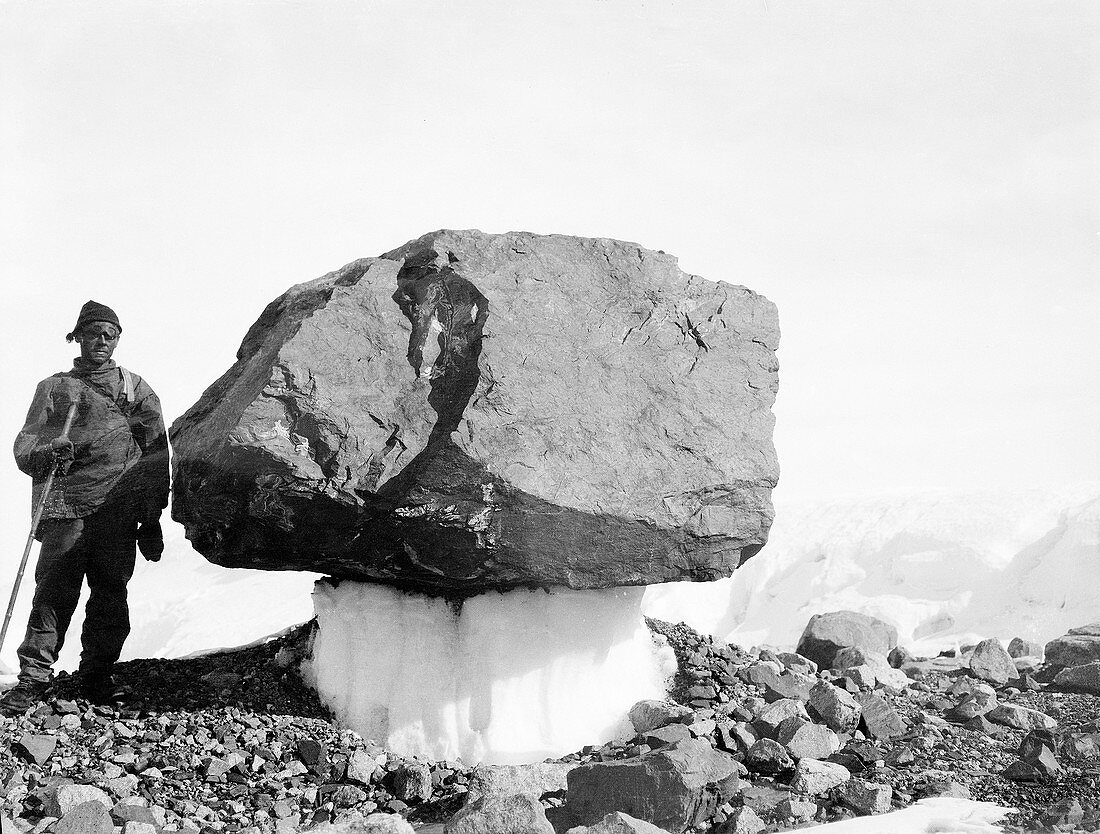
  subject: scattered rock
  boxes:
[53,800,112,834]
[795,611,897,670]
[789,759,850,795]
[12,733,55,765]
[1053,661,1100,694]
[776,719,840,761]
[840,779,892,815]
[563,739,739,833]
[715,806,765,834]
[854,692,905,739]
[445,793,555,834]
[745,739,794,775]
[467,762,573,801]
[968,638,1017,686]
[1045,623,1100,670]
[807,680,861,733]
[1007,637,1043,659]
[565,811,674,834]
[45,784,113,819]
[985,703,1058,730]
[629,701,694,734]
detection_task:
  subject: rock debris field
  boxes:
[1,614,1099,834]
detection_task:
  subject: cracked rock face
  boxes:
[170,230,780,594]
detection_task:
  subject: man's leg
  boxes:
[78,508,137,681]
[14,518,88,684]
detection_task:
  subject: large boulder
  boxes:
[562,738,740,833]
[170,230,780,594]
[795,611,898,670]
[1045,624,1100,671]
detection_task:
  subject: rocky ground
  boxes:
[1,618,1098,834]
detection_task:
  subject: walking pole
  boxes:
[0,400,80,655]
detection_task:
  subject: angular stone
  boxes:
[752,698,808,738]
[53,801,112,834]
[795,612,897,670]
[628,701,694,734]
[776,797,817,822]
[346,749,382,784]
[968,639,1017,685]
[646,723,693,749]
[776,653,817,675]
[986,704,1058,731]
[840,780,892,815]
[445,793,555,834]
[394,761,432,802]
[1053,661,1100,694]
[1040,798,1085,830]
[45,784,113,819]
[467,762,573,801]
[807,680,861,733]
[170,231,780,594]
[745,739,794,775]
[12,733,56,765]
[715,806,765,834]
[311,813,416,834]
[1045,624,1100,670]
[111,802,159,826]
[777,720,840,761]
[565,811,674,834]
[563,738,739,833]
[789,759,850,795]
[855,692,905,740]
[1062,732,1100,760]
[122,823,158,834]
[715,721,757,756]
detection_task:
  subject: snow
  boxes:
[303,581,676,765]
[643,483,1100,656]
[809,798,1012,833]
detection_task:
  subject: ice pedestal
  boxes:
[303,581,675,765]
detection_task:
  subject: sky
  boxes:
[1,1,1097,623]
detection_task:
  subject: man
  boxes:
[1,301,169,713]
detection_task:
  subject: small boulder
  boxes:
[840,780,892,815]
[1007,637,1043,659]
[13,733,56,765]
[715,807,765,834]
[986,704,1058,731]
[745,739,794,775]
[1045,624,1100,670]
[1053,661,1100,695]
[393,761,432,802]
[790,759,850,795]
[796,611,897,670]
[776,719,840,761]
[968,638,1017,686]
[563,738,739,833]
[565,811,674,834]
[45,784,113,819]
[629,701,694,734]
[854,692,905,740]
[53,800,113,834]
[445,793,555,834]
[807,680,861,733]
[467,762,573,802]
[752,699,808,738]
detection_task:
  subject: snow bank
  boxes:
[643,484,1100,655]
[810,797,1012,832]
[303,582,676,765]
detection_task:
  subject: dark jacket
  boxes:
[13,361,170,524]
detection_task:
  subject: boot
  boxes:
[79,672,125,705]
[0,679,49,716]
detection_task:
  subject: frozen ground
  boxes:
[807,797,1012,833]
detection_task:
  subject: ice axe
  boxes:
[0,399,80,663]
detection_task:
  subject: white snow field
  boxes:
[644,483,1100,656]
[303,581,676,765]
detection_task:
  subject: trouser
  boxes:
[16,504,137,684]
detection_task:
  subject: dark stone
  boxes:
[854,693,905,740]
[170,231,780,595]
[795,612,897,670]
[13,733,56,765]
[563,738,739,833]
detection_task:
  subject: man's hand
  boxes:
[38,437,75,475]
[137,520,164,562]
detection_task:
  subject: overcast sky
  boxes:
[1,1,1097,579]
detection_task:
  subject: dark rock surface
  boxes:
[1046,624,1100,671]
[795,611,898,670]
[170,230,780,595]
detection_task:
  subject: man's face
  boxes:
[77,321,120,367]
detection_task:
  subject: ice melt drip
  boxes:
[303,581,676,765]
